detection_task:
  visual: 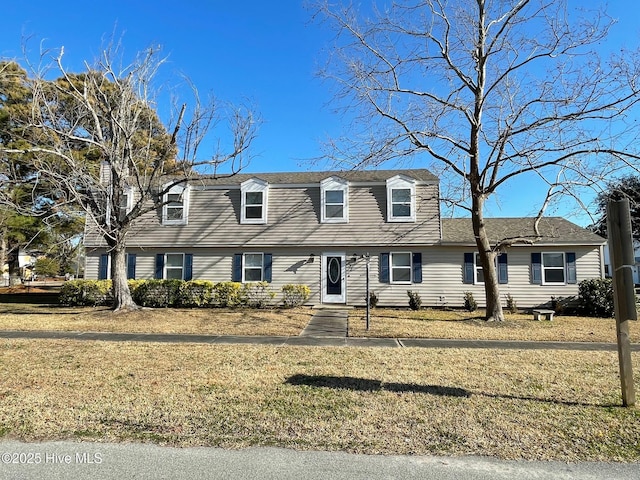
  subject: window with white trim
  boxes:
[474,253,485,284]
[119,186,134,220]
[391,252,412,283]
[542,252,565,284]
[321,177,349,223]
[162,184,189,225]
[386,175,416,222]
[243,253,264,282]
[241,178,268,224]
[165,253,185,280]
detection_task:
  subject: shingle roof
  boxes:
[441,217,605,245]
[197,169,438,185]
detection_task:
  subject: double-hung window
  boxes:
[531,252,576,285]
[241,178,268,224]
[244,253,264,282]
[386,175,416,222]
[474,253,485,284]
[391,252,412,283]
[162,184,189,225]
[379,252,422,284]
[463,253,508,284]
[542,252,566,284]
[154,253,193,281]
[233,253,273,283]
[321,177,349,223]
[165,253,185,280]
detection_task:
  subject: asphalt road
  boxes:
[1,440,638,480]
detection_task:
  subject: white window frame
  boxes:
[542,252,566,285]
[243,252,264,282]
[474,253,485,284]
[320,176,349,223]
[390,251,413,284]
[162,184,190,225]
[164,253,185,280]
[386,175,416,222]
[119,186,134,220]
[241,178,268,224]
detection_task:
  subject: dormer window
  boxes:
[321,176,349,223]
[386,175,416,222]
[162,183,189,225]
[119,186,134,221]
[241,178,268,224]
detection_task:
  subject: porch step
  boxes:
[300,308,349,337]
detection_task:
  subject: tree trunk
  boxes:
[472,196,505,322]
[7,242,21,286]
[110,244,138,311]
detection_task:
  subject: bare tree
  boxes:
[315,0,640,321]
[3,43,258,310]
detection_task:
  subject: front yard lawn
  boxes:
[348,308,632,343]
[0,339,638,461]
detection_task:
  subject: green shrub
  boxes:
[578,278,614,317]
[243,282,276,308]
[407,290,422,310]
[59,280,112,306]
[464,291,477,312]
[213,282,245,307]
[178,280,215,307]
[34,257,61,277]
[505,293,517,314]
[132,279,182,308]
[281,284,311,308]
[368,291,379,309]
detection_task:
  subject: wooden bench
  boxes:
[532,309,555,321]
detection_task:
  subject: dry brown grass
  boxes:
[349,308,634,343]
[0,339,638,461]
[0,304,313,336]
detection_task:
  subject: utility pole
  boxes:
[607,198,637,407]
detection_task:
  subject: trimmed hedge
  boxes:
[59,280,113,306]
[60,279,310,308]
[281,284,311,308]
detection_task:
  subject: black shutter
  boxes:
[232,254,243,282]
[497,254,508,284]
[126,254,136,280]
[412,252,422,283]
[379,253,390,283]
[463,253,474,284]
[531,253,542,284]
[184,254,193,281]
[264,253,273,283]
[98,253,109,280]
[566,252,577,284]
[155,254,164,279]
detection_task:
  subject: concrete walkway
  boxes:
[300,307,349,337]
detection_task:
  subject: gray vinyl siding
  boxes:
[86,244,603,308]
[86,183,441,248]
[361,246,602,309]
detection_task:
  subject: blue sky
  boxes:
[2,0,639,226]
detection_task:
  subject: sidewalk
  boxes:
[1,306,638,350]
[0,329,637,351]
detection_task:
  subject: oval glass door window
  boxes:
[328,257,341,284]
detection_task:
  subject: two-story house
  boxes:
[83,169,606,308]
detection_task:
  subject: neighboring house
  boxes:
[83,169,606,308]
[602,240,640,284]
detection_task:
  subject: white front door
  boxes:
[322,253,346,304]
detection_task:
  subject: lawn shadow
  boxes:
[285,374,472,397]
[285,374,620,408]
